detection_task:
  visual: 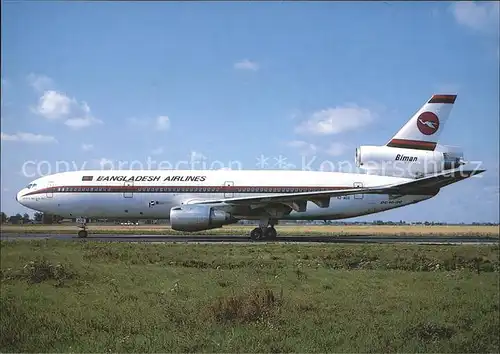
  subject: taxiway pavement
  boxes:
[1,233,498,245]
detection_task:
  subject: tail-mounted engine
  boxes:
[355,144,464,177]
[439,145,466,170]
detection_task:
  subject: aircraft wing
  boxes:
[189,168,485,207]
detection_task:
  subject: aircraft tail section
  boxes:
[386,94,457,151]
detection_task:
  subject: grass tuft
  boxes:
[2,257,76,287]
[208,287,283,324]
[407,322,456,342]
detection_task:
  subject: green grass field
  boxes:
[2,224,499,237]
[1,240,499,352]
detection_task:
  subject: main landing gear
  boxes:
[249,219,278,241]
[77,217,88,238]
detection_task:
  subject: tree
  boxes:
[43,213,54,224]
[22,213,30,224]
[34,212,43,222]
[0,212,7,224]
[42,213,64,224]
[10,213,22,224]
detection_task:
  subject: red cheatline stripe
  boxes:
[386,139,437,151]
[427,94,456,104]
[23,185,357,197]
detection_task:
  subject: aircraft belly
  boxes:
[283,194,432,220]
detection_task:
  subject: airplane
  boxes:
[16,94,485,240]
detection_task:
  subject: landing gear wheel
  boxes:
[78,230,88,238]
[265,227,277,240]
[250,228,263,241]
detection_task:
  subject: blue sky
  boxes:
[1,1,499,222]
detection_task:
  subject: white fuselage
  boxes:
[17,169,436,221]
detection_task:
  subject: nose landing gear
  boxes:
[76,217,88,238]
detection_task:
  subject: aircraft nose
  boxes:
[16,190,25,205]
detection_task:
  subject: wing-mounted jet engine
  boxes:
[169,205,238,232]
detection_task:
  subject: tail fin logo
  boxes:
[417,112,440,135]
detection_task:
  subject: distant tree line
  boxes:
[0,211,498,226]
[0,212,64,225]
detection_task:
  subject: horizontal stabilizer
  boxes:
[381,168,485,195]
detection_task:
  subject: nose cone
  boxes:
[16,190,25,206]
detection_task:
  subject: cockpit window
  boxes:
[25,183,37,189]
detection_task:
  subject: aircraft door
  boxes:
[223,181,234,198]
[123,181,134,198]
[46,181,54,198]
[353,182,363,199]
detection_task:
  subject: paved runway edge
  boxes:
[1,233,498,245]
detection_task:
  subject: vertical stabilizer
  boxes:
[386,94,456,151]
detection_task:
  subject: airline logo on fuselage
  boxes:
[95,175,207,182]
[395,154,418,162]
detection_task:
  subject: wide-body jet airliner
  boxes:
[16,94,484,239]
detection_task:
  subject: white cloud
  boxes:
[27,73,54,92]
[286,140,318,156]
[81,143,94,151]
[156,116,170,131]
[65,116,103,129]
[33,91,102,129]
[34,90,73,120]
[1,132,57,143]
[451,1,499,35]
[295,104,375,135]
[234,59,259,71]
[325,142,348,156]
[151,147,164,155]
